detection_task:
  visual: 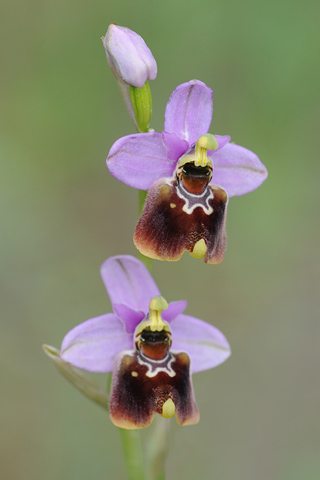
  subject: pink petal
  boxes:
[107,132,175,190]
[61,314,132,373]
[207,135,231,154]
[162,300,188,322]
[210,142,268,197]
[170,314,231,373]
[162,132,189,161]
[164,80,213,147]
[112,304,145,333]
[100,255,160,314]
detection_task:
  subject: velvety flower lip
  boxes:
[60,255,230,373]
[103,24,157,88]
[107,80,268,197]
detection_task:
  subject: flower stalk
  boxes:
[120,429,147,480]
[130,82,153,133]
[138,188,153,270]
[145,416,171,480]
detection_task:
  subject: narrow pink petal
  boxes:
[207,135,231,154]
[164,80,213,147]
[61,314,132,373]
[162,300,188,322]
[162,132,189,161]
[100,255,160,315]
[210,142,268,197]
[107,132,175,190]
[170,314,231,373]
[112,304,145,333]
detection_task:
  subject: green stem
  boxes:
[119,429,147,480]
[146,416,170,480]
[139,189,148,213]
[138,189,153,271]
[130,82,153,133]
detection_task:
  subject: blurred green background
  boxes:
[1,0,319,478]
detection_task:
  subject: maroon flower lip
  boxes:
[110,349,199,429]
[110,299,200,429]
[133,177,228,264]
[133,134,228,263]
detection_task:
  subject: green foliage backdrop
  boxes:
[1,0,319,479]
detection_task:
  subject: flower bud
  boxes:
[103,24,157,132]
[103,24,157,88]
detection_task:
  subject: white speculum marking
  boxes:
[137,351,176,378]
[175,181,214,215]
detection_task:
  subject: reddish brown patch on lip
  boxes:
[181,175,208,195]
[139,329,171,360]
[181,163,211,195]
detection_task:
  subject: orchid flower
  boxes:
[107,80,268,263]
[60,255,230,429]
